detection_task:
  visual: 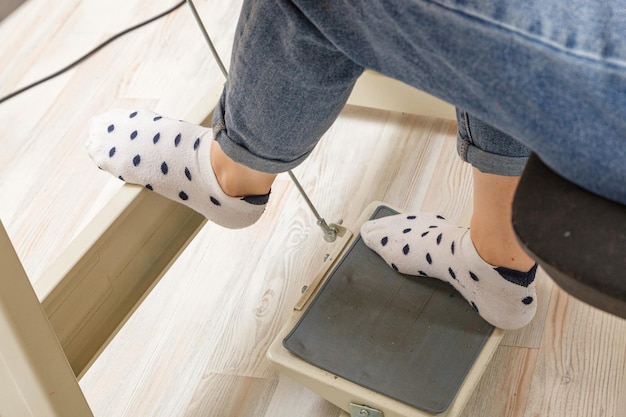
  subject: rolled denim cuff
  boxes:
[456,109,531,177]
[212,90,313,174]
[457,137,529,176]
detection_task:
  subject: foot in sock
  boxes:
[360,212,537,330]
[86,109,269,229]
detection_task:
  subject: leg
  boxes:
[86,0,364,228]
[210,140,275,197]
[470,169,534,272]
[87,0,626,229]
[290,0,626,205]
[361,113,538,330]
[0,221,94,416]
[211,0,364,174]
[460,111,534,271]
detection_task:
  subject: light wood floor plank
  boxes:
[0,0,240,281]
[461,346,539,417]
[184,374,279,417]
[524,287,626,417]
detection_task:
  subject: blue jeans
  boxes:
[213,0,626,205]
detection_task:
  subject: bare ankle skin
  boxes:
[210,140,276,197]
[470,168,535,271]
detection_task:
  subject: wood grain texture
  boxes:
[2,0,625,416]
[0,0,238,282]
[461,346,539,417]
[523,287,626,417]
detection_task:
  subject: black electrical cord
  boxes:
[0,0,186,105]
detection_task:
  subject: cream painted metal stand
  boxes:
[0,75,453,415]
[0,92,215,416]
[0,220,93,417]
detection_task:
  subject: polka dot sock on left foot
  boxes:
[86,109,269,229]
[360,212,538,330]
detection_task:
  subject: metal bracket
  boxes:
[349,403,384,417]
[288,171,347,242]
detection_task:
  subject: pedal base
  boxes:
[268,202,504,416]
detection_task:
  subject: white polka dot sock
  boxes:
[86,109,269,229]
[360,212,538,330]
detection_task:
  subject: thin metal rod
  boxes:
[186,0,229,79]
[288,171,338,242]
[186,0,336,240]
[288,171,323,222]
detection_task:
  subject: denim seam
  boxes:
[424,0,626,69]
[457,110,472,163]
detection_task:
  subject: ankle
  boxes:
[470,229,535,271]
[210,141,275,197]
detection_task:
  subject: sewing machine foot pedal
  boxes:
[268,202,504,416]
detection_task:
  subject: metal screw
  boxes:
[359,410,369,417]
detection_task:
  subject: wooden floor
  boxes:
[1,0,625,416]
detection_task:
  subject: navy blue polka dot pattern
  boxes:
[448,267,456,279]
[358,212,539,329]
[87,108,270,230]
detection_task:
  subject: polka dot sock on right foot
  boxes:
[361,212,538,330]
[86,109,269,229]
